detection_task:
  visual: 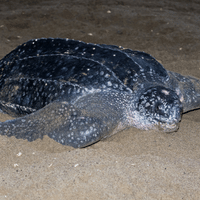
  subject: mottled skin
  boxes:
[0,38,199,148]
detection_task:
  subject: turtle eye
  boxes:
[154,102,165,114]
[155,104,160,112]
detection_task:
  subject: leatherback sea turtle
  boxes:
[0,38,199,148]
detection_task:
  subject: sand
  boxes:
[0,0,200,199]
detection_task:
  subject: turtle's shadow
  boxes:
[183,108,200,122]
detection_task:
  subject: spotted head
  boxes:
[136,86,183,132]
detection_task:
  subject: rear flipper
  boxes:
[0,77,85,117]
[0,91,123,148]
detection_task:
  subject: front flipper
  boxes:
[0,90,124,148]
[168,71,200,113]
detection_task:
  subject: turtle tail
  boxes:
[168,71,200,113]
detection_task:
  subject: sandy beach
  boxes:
[0,0,200,199]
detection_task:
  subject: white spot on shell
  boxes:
[107,81,112,86]
[105,74,110,78]
[100,71,104,76]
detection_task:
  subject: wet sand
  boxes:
[0,0,200,199]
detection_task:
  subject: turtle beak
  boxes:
[158,104,182,132]
[158,122,180,132]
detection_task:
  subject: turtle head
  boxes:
[137,86,183,132]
